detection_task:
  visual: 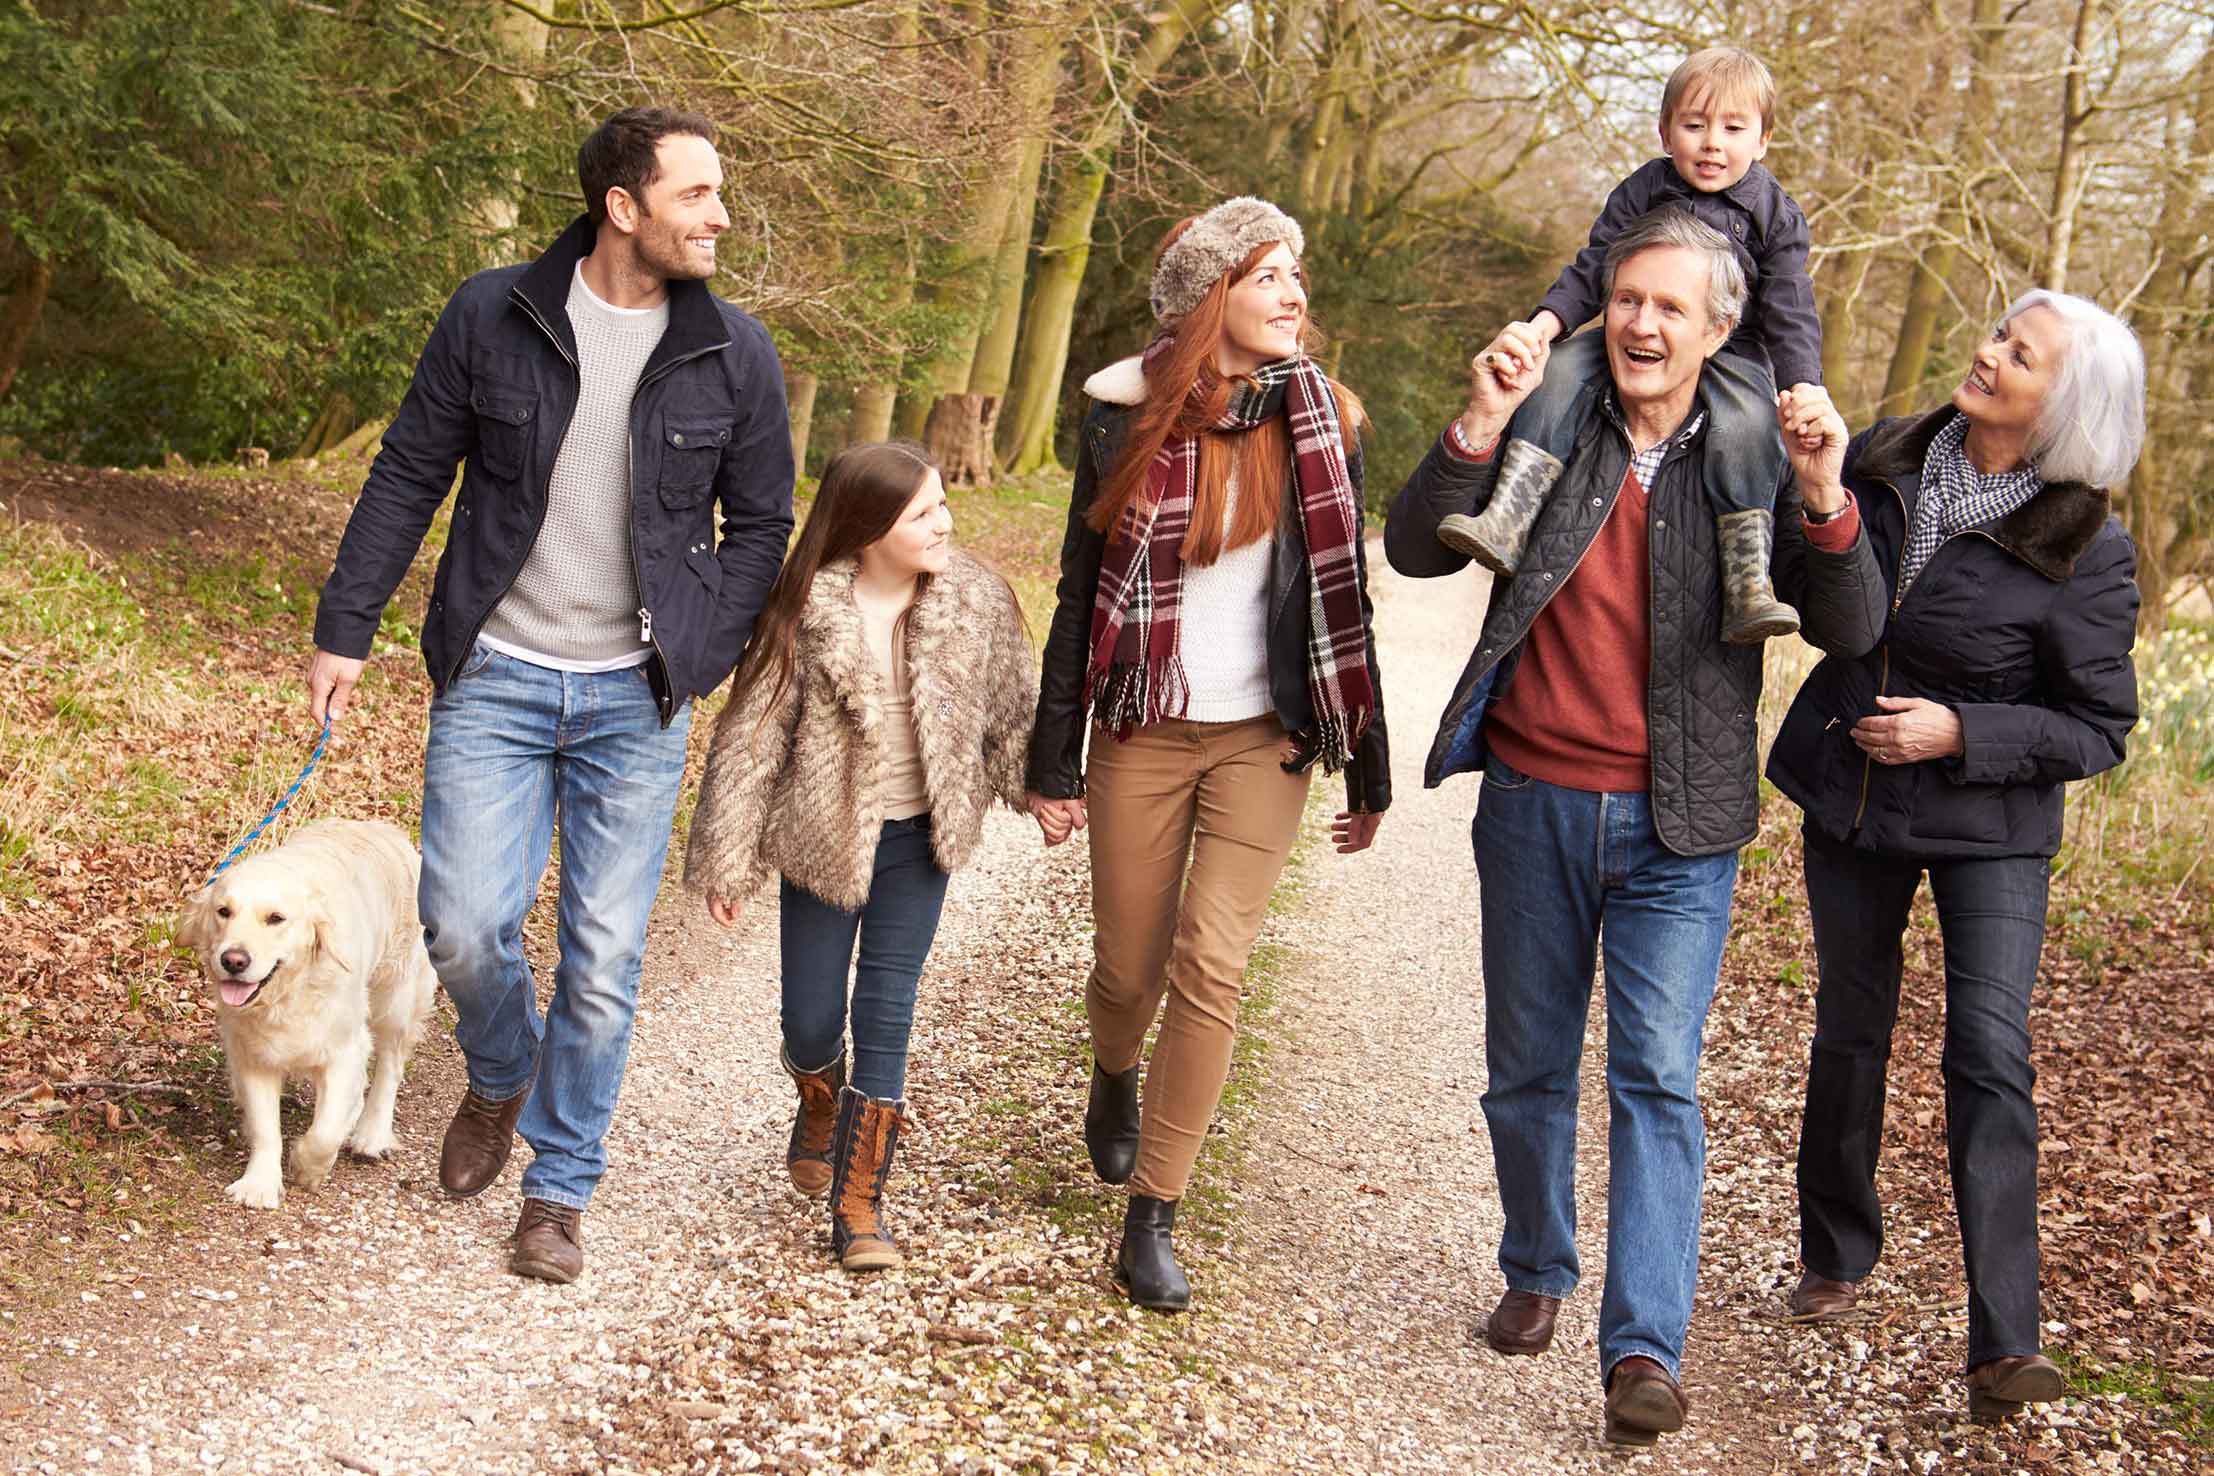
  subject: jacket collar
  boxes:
[1855,406,2110,581]
[796,551,994,711]
[1082,355,1148,406]
[513,213,731,374]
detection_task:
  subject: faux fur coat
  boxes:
[686,549,1037,911]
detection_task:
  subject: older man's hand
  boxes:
[1776,384,1849,514]
[1458,322,1551,452]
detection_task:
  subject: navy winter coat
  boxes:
[1766,409,2140,860]
[1537,158,1825,392]
[314,215,795,723]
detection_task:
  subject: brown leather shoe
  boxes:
[510,1198,583,1284]
[1604,1356,1689,1446]
[438,1084,530,1199]
[1483,1289,1562,1356]
[1967,1353,2063,1423]
[1788,1269,1860,1322]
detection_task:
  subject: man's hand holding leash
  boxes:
[307,649,365,726]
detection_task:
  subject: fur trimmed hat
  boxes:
[1149,196,1305,324]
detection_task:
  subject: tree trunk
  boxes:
[468,5,550,262]
[292,392,359,459]
[786,370,820,473]
[997,0,1229,474]
[967,32,1063,403]
[2042,0,2101,292]
[1881,0,2005,417]
[901,19,1060,442]
[848,380,897,447]
[0,255,52,403]
[923,393,1000,487]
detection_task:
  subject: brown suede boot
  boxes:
[1718,508,1801,644]
[782,1048,845,1198]
[827,1086,907,1273]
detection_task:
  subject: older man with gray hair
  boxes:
[1385,207,1885,1446]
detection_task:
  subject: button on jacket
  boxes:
[314,215,796,723]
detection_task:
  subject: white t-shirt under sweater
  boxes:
[860,595,930,821]
[1177,469,1273,723]
[479,262,670,672]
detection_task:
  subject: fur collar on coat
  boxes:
[684,548,1037,912]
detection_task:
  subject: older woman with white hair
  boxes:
[1765,289,2144,1422]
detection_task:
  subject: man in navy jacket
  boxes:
[308,106,793,1282]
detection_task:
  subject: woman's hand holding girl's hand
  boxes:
[1776,384,1849,514]
[1851,696,1965,764]
[1026,792,1087,847]
[706,893,742,928]
[1332,810,1383,854]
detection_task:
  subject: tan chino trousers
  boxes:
[1084,713,1312,1201]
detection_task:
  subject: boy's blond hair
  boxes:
[1661,47,1777,134]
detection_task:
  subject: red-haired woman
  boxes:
[1025,197,1390,1311]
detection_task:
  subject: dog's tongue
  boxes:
[219,979,258,1007]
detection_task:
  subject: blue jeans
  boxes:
[418,642,691,1210]
[1516,330,1783,516]
[1797,824,2049,1368]
[1471,756,1739,1381]
[779,817,951,1100]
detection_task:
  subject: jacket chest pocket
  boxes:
[659,415,731,508]
[472,389,537,483]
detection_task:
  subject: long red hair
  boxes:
[1086,225,1364,567]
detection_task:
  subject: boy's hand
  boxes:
[1459,323,1550,451]
[1776,384,1848,513]
[1530,309,1565,344]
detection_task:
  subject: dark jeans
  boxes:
[779,816,950,1100]
[1797,823,2050,1368]
[1516,330,1783,516]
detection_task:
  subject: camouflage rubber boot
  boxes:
[827,1086,907,1273]
[1718,508,1802,645]
[1435,437,1566,574]
[782,1047,846,1198]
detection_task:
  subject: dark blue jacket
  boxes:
[314,215,795,723]
[1538,158,1824,392]
[1767,409,2140,860]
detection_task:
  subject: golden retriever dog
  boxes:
[178,819,437,1208]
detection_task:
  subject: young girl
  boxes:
[687,440,1036,1273]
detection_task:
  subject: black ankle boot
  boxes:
[1114,1194,1190,1312]
[1084,1061,1140,1185]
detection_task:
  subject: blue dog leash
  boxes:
[201,718,334,889]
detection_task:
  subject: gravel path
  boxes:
[0,545,1803,1474]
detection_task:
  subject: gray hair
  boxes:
[1996,289,2146,488]
[1599,208,1748,334]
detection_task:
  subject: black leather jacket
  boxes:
[1025,396,1391,815]
[314,215,795,723]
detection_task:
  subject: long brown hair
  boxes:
[1086,223,1364,566]
[724,439,936,730]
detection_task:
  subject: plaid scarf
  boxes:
[1086,347,1376,771]
[1899,411,2045,597]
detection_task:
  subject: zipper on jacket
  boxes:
[625,342,724,725]
[449,289,583,688]
[1849,472,1920,833]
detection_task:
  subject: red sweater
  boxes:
[1445,421,1860,794]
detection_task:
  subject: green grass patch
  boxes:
[2059,1355,2214,1448]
